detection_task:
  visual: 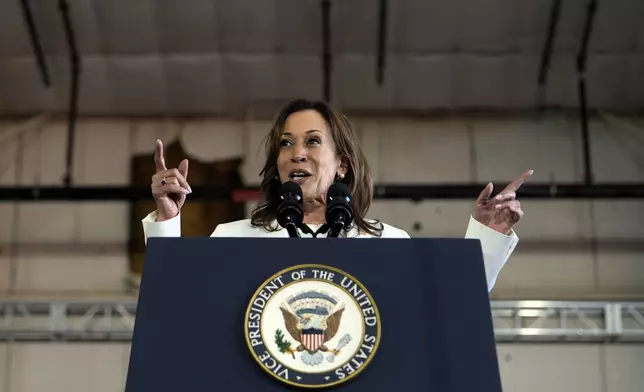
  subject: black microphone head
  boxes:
[276,181,304,228]
[326,182,353,230]
[327,182,351,201]
[280,181,303,200]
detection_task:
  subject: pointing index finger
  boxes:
[154,139,167,171]
[503,169,534,193]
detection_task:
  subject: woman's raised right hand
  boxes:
[151,140,192,222]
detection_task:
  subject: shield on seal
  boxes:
[301,328,324,352]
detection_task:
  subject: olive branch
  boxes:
[274,329,295,359]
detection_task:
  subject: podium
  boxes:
[125,237,502,391]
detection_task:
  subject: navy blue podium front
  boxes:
[125,237,502,391]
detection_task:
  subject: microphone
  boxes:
[325,183,353,238]
[276,181,304,238]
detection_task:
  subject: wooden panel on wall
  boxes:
[128,139,246,275]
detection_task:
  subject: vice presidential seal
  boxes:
[244,264,381,388]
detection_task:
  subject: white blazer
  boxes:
[142,211,518,292]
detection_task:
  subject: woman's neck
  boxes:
[302,199,326,225]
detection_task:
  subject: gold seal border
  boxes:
[244,263,382,389]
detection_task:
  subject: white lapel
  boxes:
[264,220,367,238]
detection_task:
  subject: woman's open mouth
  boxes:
[289,170,312,184]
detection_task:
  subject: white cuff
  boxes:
[142,211,182,243]
[465,215,519,291]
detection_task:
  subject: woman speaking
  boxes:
[142,99,532,291]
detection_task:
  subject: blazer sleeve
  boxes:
[141,211,182,243]
[465,215,519,292]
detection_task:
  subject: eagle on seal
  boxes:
[279,305,345,355]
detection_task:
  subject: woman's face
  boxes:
[276,110,346,203]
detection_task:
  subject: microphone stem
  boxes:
[328,220,344,238]
[285,223,300,238]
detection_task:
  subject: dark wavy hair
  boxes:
[249,99,383,237]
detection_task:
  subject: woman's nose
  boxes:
[291,145,307,162]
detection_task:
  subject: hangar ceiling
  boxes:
[0,0,642,117]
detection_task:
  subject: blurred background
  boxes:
[0,0,643,391]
